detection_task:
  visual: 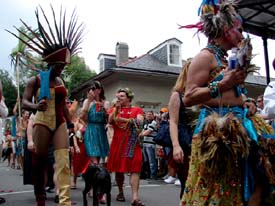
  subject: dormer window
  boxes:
[97,54,116,72]
[169,44,181,66]
[143,38,182,67]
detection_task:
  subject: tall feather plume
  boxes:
[62,8,67,48]
[70,25,85,56]
[35,8,52,52]
[59,6,64,46]
[66,9,78,49]
[5,29,44,55]
[13,26,45,52]
[19,19,46,49]
[51,5,63,50]
[38,5,58,46]
[7,4,85,60]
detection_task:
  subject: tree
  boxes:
[9,26,40,117]
[9,26,39,87]
[0,69,17,116]
[62,55,96,98]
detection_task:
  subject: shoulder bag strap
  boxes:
[177,91,185,110]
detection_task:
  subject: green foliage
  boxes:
[62,55,96,98]
[0,69,17,116]
[10,26,41,86]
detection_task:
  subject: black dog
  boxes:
[82,164,112,206]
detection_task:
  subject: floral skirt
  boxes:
[181,107,275,206]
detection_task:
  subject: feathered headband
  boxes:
[6,5,85,65]
[179,0,242,39]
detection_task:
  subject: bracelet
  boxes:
[208,81,220,98]
[67,122,75,129]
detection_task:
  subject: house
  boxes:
[71,38,183,111]
[71,37,271,112]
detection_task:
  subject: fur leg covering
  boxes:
[54,149,71,206]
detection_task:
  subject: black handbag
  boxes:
[154,92,192,148]
[154,121,171,147]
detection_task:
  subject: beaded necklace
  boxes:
[114,106,132,129]
[206,44,228,67]
[207,43,246,97]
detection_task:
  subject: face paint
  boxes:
[226,25,244,47]
[230,27,241,36]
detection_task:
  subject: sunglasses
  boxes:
[89,86,96,91]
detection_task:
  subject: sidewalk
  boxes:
[0,160,180,205]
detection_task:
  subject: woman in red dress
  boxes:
[107,88,145,206]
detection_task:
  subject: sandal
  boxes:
[11,163,15,169]
[116,192,125,202]
[131,199,145,206]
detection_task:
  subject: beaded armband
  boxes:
[208,81,220,98]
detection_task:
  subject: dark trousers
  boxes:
[32,153,48,205]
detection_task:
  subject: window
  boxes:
[169,44,180,66]
[99,58,104,72]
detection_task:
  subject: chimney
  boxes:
[116,42,129,66]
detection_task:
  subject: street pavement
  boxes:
[0,161,180,206]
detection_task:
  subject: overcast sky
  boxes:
[1,0,275,79]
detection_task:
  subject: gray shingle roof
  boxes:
[120,53,182,74]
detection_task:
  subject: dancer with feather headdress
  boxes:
[7,5,85,206]
[180,0,275,205]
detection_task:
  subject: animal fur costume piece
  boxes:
[198,112,250,181]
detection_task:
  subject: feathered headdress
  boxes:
[6,5,85,65]
[7,5,85,101]
[179,0,241,39]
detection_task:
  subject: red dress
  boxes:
[107,106,144,173]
